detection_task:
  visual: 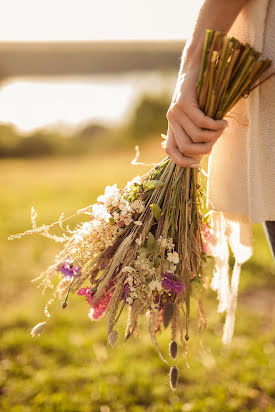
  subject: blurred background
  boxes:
[0,1,274,411]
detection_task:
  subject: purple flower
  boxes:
[59,258,81,279]
[121,283,130,300]
[161,272,185,294]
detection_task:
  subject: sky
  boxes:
[0,0,204,41]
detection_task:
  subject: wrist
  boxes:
[179,39,204,74]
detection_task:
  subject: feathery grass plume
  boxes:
[9,29,272,391]
[162,302,175,329]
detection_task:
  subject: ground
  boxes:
[0,143,274,411]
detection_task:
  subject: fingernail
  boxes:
[190,163,201,168]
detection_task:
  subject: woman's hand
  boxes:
[165,65,228,167]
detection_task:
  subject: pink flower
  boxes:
[77,287,95,305]
[77,287,113,321]
[88,293,112,320]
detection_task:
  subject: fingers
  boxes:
[183,103,228,131]
[164,126,200,168]
[173,107,225,143]
[168,116,216,157]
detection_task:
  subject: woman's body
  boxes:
[166,0,275,258]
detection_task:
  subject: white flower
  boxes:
[122,266,135,273]
[125,176,142,191]
[30,322,47,337]
[97,184,120,208]
[119,202,131,216]
[126,297,133,304]
[131,200,145,213]
[113,211,120,222]
[167,251,180,264]
[134,220,143,226]
[91,204,111,222]
[158,236,175,250]
[148,280,163,291]
[123,216,133,226]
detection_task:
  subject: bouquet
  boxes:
[9,30,271,391]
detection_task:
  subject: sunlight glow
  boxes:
[0,0,203,41]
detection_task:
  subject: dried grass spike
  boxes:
[125,298,143,341]
[163,302,175,329]
[169,366,179,391]
[107,329,119,347]
[106,277,125,335]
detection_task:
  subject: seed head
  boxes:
[30,322,47,337]
[169,340,178,359]
[169,366,178,391]
[108,329,119,347]
[163,302,174,328]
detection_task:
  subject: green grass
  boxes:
[0,144,274,412]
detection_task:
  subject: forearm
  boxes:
[182,0,251,71]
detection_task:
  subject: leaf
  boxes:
[138,247,148,256]
[153,257,160,268]
[147,232,156,250]
[150,204,162,221]
[143,180,165,192]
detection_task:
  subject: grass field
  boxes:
[0,142,274,412]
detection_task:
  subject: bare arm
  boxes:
[165,0,251,167]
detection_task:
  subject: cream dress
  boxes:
[206,0,275,344]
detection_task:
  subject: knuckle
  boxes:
[178,143,187,154]
[192,131,202,143]
[195,117,205,129]
[177,100,185,111]
[164,145,171,155]
[166,109,172,121]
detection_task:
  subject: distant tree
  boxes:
[0,124,20,157]
[15,134,55,157]
[127,93,170,141]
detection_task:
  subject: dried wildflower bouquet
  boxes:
[10,30,271,391]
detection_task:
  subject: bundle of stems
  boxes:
[197,29,271,118]
[10,29,271,392]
